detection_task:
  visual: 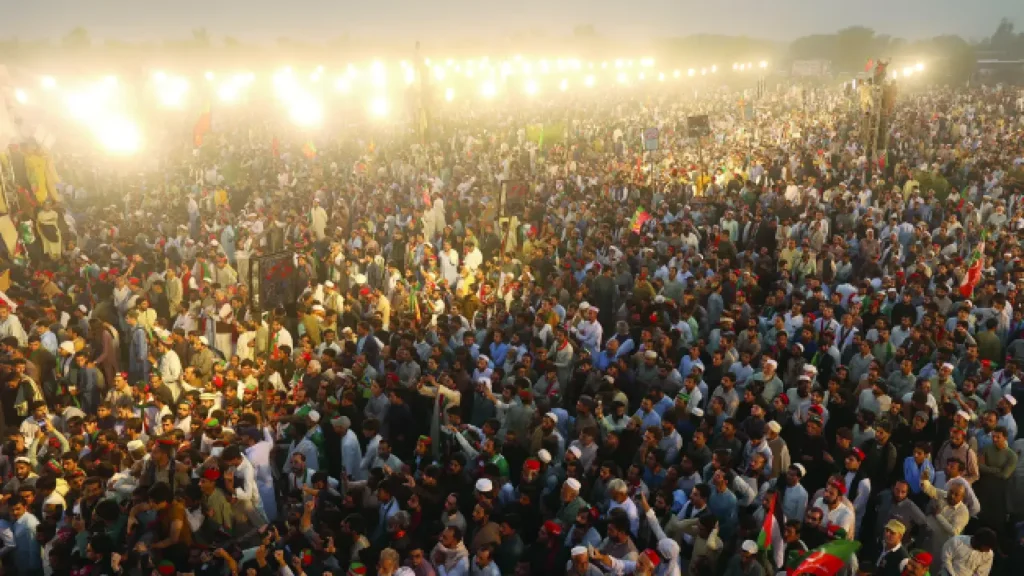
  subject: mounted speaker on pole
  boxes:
[687,115,710,138]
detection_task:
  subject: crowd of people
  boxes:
[0,77,1022,576]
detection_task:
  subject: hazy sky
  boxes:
[4,0,1021,43]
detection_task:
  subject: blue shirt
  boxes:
[709,487,738,539]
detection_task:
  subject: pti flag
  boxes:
[193,106,212,148]
[757,492,777,552]
[959,232,987,298]
[787,540,860,576]
[630,207,652,233]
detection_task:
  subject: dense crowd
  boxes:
[0,80,1023,576]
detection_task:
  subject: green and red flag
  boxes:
[757,492,777,551]
[959,230,987,298]
[630,206,652,233]
[787,540,860,576]
[193,105,212,147]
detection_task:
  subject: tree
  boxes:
[61,27,91,50]
[191,28,211,48]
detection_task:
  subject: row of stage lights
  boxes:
[9,57,779,154]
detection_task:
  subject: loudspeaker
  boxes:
[687,115,710,138]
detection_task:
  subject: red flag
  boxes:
[193,106,211,148]
[959,234,987,298]
[757,492,777,551]
[865,59,874,73]
[788,540,860,576]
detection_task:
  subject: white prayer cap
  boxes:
[655,295,666,304]
[308,410,321,423]
[1005,395,1017,406]
[127,440,145,452]
[579,302,591,311]
[644,350,658,359]
[741,541,758,554]
[544,412,559,424]
[571,546,588,557]
[691,407,704,417]
[803,364,818,374]
[198,336,209,346]
[767,421,782,434]
[567,446,582,459]
[793,464,806,477]
[942,362,954,371]
[311,304,325,313]
[955,410,971,421]
[77,304,88,313]
[565,478,581,491]
[537,449,553,464]
[324,281,335,288]
[475,478,493,492]
[354,274,367,285]
[765,359,778,369]
[59,341,75,355]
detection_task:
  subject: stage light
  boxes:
[616,72,627,84]
[614,59,623,69]
[584,75,595,87]
[218,83,240,103]
[513,55,522,62]
[445,87,455,102]
[153,71,167,82]
[480,80,497,99]
[369,96,389,117]
[96,116,141,155]
[915,62,924,72]
[640,58,655,68]
[310,71,322,83]
[658,73,665,82]
[711,65,718,73]
[688,69,695,77]
[41,76,57,89]
[674,70,681,78]
[290,95,323,127]
[601,62,608,69]
[370,61,387,87]
[759,61,768,69]
[157,78,189,108]
[733,63,738,70]
[524,79,538,95]
[903,67,914,77]
[400,60,409,69]
[559,78,568,91]
[701,68,707,76]
[204,71,215,81]
[466,69,475,78]
[627,60,634,68]
[747,62,752,69]
[405,68,416,85]
[638,72,645,80]
[14,89,27,104]
[434,66,446,81]
[335,77,351,93]
[738,64,745,71]
[891,70,899,79]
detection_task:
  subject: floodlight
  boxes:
[14,89,27,104]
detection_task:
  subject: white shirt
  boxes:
[813,497,855,539]
[941,535,993,576]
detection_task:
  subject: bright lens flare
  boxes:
[97,116,141,155]
[14,89,27,104]
[41,77,57,89]
[480,81,497,99]
[559,79,568,91]
[524,79,538,96]
[289,95,323,127]
[915,62,924,71]
[335,77,352,93]
[584,75,595,87]
[445,87,455,102]
[369,96,389,117]
[204,71,215,81]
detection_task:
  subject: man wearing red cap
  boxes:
[198,466,233,532]
[813,479,855,541]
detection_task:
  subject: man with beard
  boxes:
[976,425,1017,531]
[431,526,469,576]
[872,481,927,554]
[790,416,829,494]
[800,507,829,550]
[812,479,855,539]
